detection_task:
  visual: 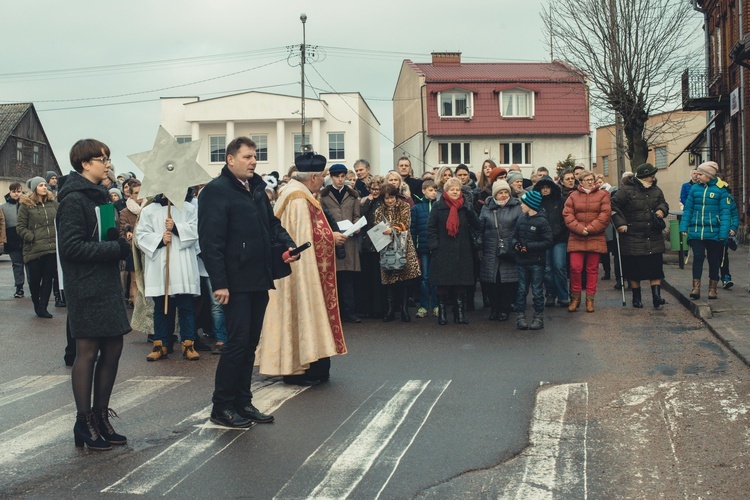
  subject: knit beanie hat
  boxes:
[507,170,524,185]
[27,176,46,193]
[109,188,122,199]
[697,161,719,179]
[45,171,58,183]
[488,167,508,185]
[520,190,542,211]
[492,179,511,198]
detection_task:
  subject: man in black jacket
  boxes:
[198,136,297,428]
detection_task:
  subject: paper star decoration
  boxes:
[128,126,211,211]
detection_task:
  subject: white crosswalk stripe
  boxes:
[0,375,69,408]
[274,379,451,500]
[0,376,191,479]
[102,379,309,495]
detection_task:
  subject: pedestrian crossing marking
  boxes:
[0,375,69,408]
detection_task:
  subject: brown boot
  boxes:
[147,340,168,361]
[568,292,581,312]
[585,294,595,313]
[182,340,200,361]
[689,279,701,299]
[708,280,718,300]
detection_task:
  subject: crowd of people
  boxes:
[0,136,742,446]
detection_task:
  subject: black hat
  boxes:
[329,163,347,176]
[636,163,658,178]
[295,151,327,172]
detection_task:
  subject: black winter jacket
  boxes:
[610,176,669,256]
[427,195,481,286]
[512,210,553,265]
[198,166,294,293]
[533,175,568,244]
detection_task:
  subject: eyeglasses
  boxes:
[581,178,595,183]
[90,156,111,164]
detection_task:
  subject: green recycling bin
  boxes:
[669,219,687,251]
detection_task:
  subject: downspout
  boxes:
[420,83,427,174]
[739,0,747,215]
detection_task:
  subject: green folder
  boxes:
[95,204,117,242]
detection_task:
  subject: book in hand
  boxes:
[95,204,117,242]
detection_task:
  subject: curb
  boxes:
[663,278,750,368]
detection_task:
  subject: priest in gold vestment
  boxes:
[256,151,347,385]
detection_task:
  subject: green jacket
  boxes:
[17,194,58,263]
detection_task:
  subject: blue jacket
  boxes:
[411,198,435,255]
[679,181,694,206]
[679,178,731,241]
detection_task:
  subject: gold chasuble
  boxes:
[255,179,347,376]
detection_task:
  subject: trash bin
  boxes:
[669,219,687,251]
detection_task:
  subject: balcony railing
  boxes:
[682,68,729,111]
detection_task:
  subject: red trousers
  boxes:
[569,251,600,294]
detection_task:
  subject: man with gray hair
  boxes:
[353,159,372,198]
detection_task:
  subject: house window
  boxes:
[438,142,471,165]
[602,156,609,176]
[438,91,472,118]
[655,146,667,169]
[293,134,310,154]
[175,136,192,144]
[328,133,345,160]
[500,91,533,118]
[209,136,226,163]
[251,135,268,162]
[499,142,532,165]
[16,141,23,162]
[33,145,40,164]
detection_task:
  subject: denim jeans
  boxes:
[689,239,723,280]
[544,242,569,301]
[8,249,25,287]
[418,252,437,309]
[153,294,195,344]
[516,264,545,314]
[202,276,227,343]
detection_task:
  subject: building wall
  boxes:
[392,62,425,152]
[0,111,60,185]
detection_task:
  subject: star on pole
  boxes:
[128,126,211,212]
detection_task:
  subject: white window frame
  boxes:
[499,142,532,166]
[328,132,345,160]
[437,142,471,166]
[654,146,668,169]
[33,145,40,164]
[251,134,268,162]
[602,155,609,176]
[437,91,473,119]
[499,90,534,118]
[209,135,226,163]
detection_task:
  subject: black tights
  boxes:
[72,336,124,414]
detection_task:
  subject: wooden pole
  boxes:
[164,200,171,314]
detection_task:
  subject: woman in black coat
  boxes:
[57,139,132,451]
[610,163,669,309]
[427,178,481,325]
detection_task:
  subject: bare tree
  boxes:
[542,0,702,169]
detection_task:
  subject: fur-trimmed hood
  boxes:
[19,191,55,207]
[320,184,359,199]
[533,175,561,199]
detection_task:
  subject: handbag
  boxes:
[493,211,514,260]
[380,230,407,271]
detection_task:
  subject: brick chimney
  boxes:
[431,52,462,64]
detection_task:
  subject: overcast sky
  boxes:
[2,0,704,177]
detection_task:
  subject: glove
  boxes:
[117,238,132,259]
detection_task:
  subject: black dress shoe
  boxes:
[342,314,361,323]
[210,407,255,428]
[283,375,322,386]
[235,403,274,423]
[193,338,212,351]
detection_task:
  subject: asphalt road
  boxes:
[1,255,749,498]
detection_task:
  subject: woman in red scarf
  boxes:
[427,178,481,325]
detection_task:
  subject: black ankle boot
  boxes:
[93,408,127,445]
[382,287,395,322]
[437,298,448,325]
[651,285,666,309]
[55,291,66,307]
[455,294,469,324]
[74,412,111,451]
[632,287,643,308]
[35,303,53,318]
[488,309,500,321]
[400,292,411,322]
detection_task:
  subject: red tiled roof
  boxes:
[407,61,590,136]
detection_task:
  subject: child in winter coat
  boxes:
[512,190,553,330]
[411,180,438,318]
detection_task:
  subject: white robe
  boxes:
[135,201,200,298]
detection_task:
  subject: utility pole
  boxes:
[609,0,627,176]
[300,13,307,151]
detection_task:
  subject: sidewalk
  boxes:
[661,246,750,367]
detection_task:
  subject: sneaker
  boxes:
[416,307,428,318]
[13,288,24,298]
[556,298,570,307]
[211,342,224,355]
[433,307,439,317]
[723,276,734,289]
[193,338,212,351]
[146,341,168,361]
[544,295,556,307]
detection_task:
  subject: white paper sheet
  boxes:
[342,216,367,237]
[367,221,393,252]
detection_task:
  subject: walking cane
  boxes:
[164,200,171,314]
[614,228,626,306]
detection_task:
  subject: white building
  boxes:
[160,91,380,177]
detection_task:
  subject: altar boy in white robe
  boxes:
[136,193,201,361]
